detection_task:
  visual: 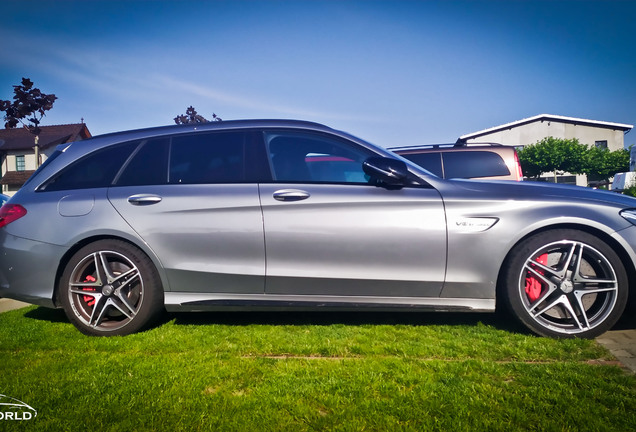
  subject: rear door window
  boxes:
[115,138,170,186]
[114,130,270,186]
[168,131,268,184]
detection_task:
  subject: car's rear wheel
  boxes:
[59,240,164,336]
[501,229,628,338]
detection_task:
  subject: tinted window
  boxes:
[40,141,139,191]
[400,153,443,177]
[265,131,373,183]
[115,131,270,186]
[116,138,170,186]
[443,151,510,179]
[169,131,268,184]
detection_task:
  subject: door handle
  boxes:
[272,189,311,202]
[127,194,162,206]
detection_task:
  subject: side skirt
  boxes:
[164,293,495,313]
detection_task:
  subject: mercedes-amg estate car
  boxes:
[0,120,634,338]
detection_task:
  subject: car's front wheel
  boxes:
[59,240,164,336]
[501,229,628,338]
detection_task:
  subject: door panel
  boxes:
[259,183,446,297]
[107,130,268,294]
[108,184,265,293]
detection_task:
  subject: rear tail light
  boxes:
[514,151,523,181]
[0,204,27,228]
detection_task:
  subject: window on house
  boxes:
[15,155,25,172]
[595,140,608,149]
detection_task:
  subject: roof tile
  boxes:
[0,124,92,151]
[0,170,35,185]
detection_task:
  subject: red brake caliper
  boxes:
[83,275,97,306]
[525,254,548,302]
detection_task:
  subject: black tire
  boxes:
[59,239,164,336]
[500,229,628,339]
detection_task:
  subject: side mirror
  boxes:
[362,157,408,186]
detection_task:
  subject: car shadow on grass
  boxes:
[23,306,68,323]
[167,310,530,334]
[166,300,636,333]
[21,305,634,335]
[171,306,636,331]
[21,305,530,336]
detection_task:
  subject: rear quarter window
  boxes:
[39,141,139,191]
[442,151,510,179]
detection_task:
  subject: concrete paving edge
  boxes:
[595,330,636,375]
[0,298,30,314]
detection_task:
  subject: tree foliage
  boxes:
[517,137,630,184]
[517,137,588,180]
[174,106,222,124]
[0,77,57,136]
[585,146,630,183]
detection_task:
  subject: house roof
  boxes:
[459,114,634,142]
[0,123,92,152]
[0,170,35,186]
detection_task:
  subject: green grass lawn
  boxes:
[1,306,635,431]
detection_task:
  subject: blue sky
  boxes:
[1,0,635,147]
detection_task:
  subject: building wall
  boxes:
[1,149,53,195]
[465,121,626,151]
[1,152,38,175]
[3,184,20,194]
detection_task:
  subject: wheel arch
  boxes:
[496,222,636,305]
[52,235,169,308]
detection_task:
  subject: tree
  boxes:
[517,137,589,182]
[0,77,57,138]
[174,106,222,124]
[585,146,630,184]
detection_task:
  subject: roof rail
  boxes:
[389,142,506,151]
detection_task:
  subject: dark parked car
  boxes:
[0,193,8,206]
[0,120,634,338]
[391,143,523,181]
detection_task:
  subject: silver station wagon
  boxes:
[1,120,635,338]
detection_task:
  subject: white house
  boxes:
[0,123,92,195]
